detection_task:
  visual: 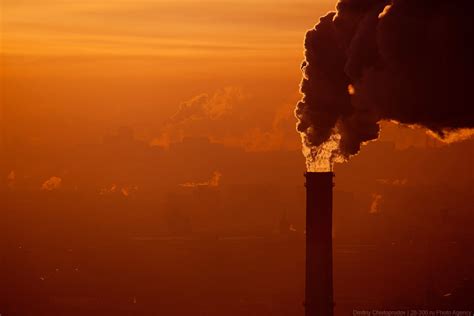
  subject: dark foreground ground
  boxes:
[2,235,474,316]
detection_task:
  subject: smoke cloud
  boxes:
[295,0,474,171]
[151,87,298,151]
[41,176,62,191]
[150,87,246,148]
[169,87,244,123]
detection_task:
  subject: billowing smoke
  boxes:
[295,0,474,171]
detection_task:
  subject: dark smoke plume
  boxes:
[295,0,474,171]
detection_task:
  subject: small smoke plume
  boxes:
[150,87,298,152]
[100,184,118,194]
[41,176,62,191]
[99,184,138,197]
[370,193,383,214]
[180,171,222,188]
[150,87,245,148]
[296,0,474,171]
[170,87,243,123]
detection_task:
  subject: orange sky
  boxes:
[2,4,474,312]
[2,0,336,57]
[1,0,336,147]
[1,0,459,154]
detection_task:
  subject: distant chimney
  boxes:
[304,172,334,316]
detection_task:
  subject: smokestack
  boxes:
[304,171,334,316]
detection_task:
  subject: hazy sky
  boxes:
[1,0,461,154]
[2,0,335,57]
[1,0,337,148]
[2,4,473,315]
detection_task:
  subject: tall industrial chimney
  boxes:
[304,172,334,316]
